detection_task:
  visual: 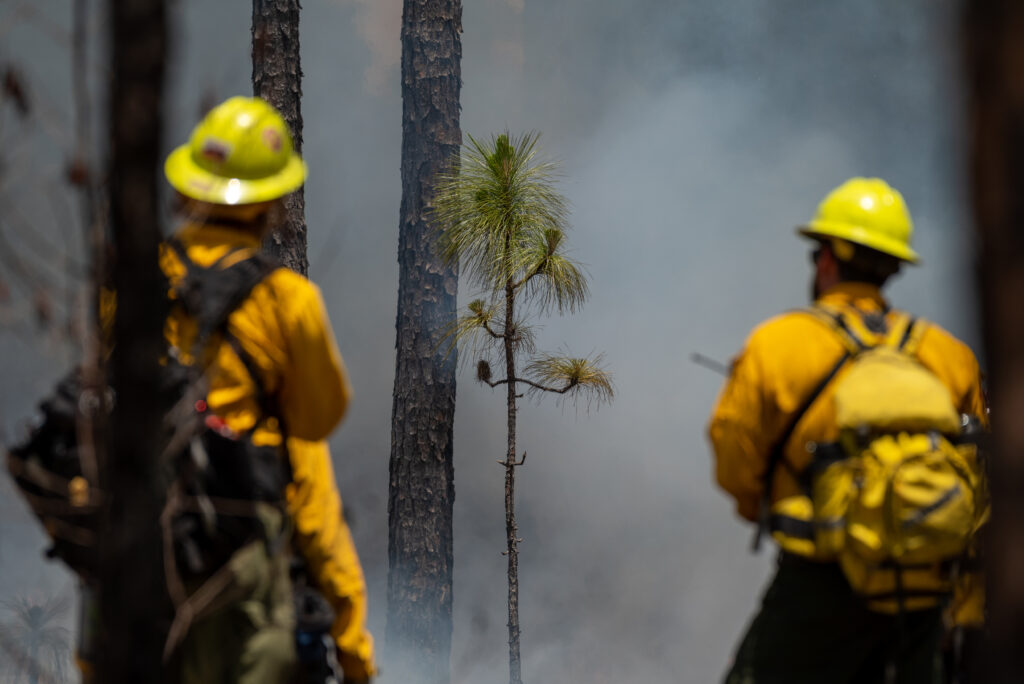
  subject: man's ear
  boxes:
[831,238,855,262]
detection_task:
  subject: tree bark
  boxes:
[503,281,522,684]
[97,0,168,680]
[252,0,307,275]
[963,2,1024,682]
[386,1,461,682]
[72,0,102,306]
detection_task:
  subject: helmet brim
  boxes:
[164,144,307,205]
[798,222,920,264]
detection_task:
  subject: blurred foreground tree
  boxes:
[386,1,462,682]
[252,0,306,274]
[0,594,71,684]
[96,0,168,680]
[432,132,613,684]
[963,1,1024,682]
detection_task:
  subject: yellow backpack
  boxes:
[762,305,981,613]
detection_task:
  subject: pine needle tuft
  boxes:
[525,353,614,408]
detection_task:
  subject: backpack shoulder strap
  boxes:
[166,238,281,415]
[802,304,870,354]
[889,312,928,356]
[167,238,279,349]
[752,330,850,551]
[811,303,928,354]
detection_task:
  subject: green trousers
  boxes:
[724,554,944,684]
[175,507,297,684]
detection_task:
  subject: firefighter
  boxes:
[708,178,986,683]
[162,96,376,682]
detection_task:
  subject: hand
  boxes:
[336,647,376,683]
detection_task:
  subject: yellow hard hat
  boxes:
[798,177,919,263]
[164,96,307,205]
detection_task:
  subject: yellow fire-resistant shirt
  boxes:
[707,282,988,625]
[161,223,376,674]
[708,282,985,523]
[159,223,351,444]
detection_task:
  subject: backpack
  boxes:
[760,304,983,613]
[6,239,288,589]
[5,368,107,579]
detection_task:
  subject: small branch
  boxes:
[500,538,524,555]
[0,218,58,294]
[515,376,573,394]
[3,200,89,276]
[497,451,527,467]
[510,266,540,293]
[482,320,504,339]
[482,376,560,398]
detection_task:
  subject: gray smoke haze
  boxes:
[1,0,975,682]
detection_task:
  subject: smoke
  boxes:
[334,0,401,92]
[0,1,973,683]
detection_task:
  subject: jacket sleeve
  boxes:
[285,439,376,679]
[707,334,772,522]
[278,283,353,441]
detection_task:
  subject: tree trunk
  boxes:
[386,1,462,682]
[252,0,307,275]
[963,2,1024,682]
[503,283,522,684]
[72,0,103,314]
[97,0,168,680]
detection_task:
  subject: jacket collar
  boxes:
[816,282,889,313]
[176,222,263,250]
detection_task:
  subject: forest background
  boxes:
[0,1,973,682]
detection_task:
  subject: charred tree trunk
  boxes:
[97,0,168,680]
[386,1,462,682]
[964,2,1024,682]
[72,0,103,315]
[252,0,307,275]
[503,281,522,684]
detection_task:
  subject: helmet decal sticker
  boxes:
[262,127,282,153]
[200,138,232,163]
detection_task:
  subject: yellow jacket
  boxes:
[162,224,376,673]
[159,223,352,445]
[708,282,988,625]
[286,439,376,678]
[708,282,986,523]
[91,224,376,676]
